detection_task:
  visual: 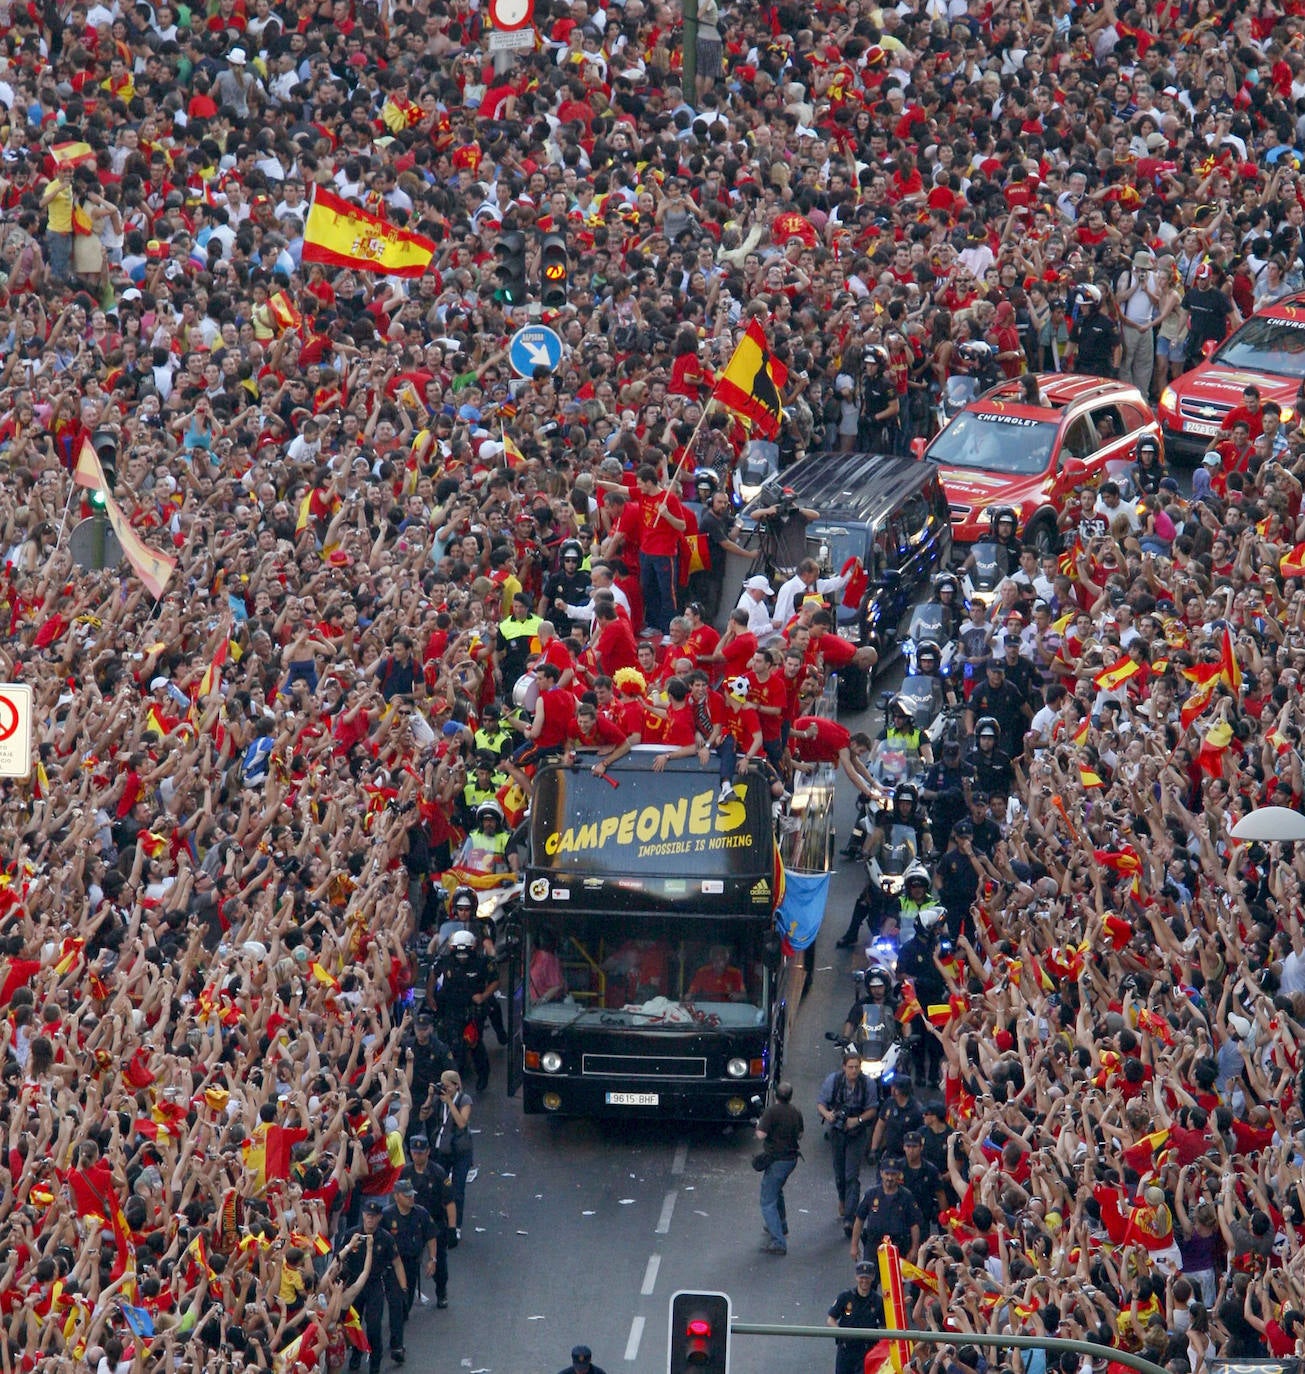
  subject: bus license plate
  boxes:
[606,1092,659,1106]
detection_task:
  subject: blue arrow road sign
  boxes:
[509,324,564,378]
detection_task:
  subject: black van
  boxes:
[743,453,952,711]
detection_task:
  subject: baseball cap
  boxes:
[394,1179,416,1195]
[572,1348,593,1366]
[855,1260,876,1277]
[1202,452,1222,467]
[904,1130,924,1145]
[881,1154,905,1171]
[409,1135,430,1148]
[744,575,772,592]
[362,1199,384,1215]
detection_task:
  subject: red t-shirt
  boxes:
[536,687,577,747]
[595,617,639,676]
[746,670,787,742]
[639,490,687,558]
[790,716,852,763]
[721,702,762,750]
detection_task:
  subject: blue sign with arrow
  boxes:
[509,324,564,378]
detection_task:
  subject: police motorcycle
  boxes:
[825,966,906,1083]
[934,341,1002,431]
[733,439,781,507]
[959,506,1019,612]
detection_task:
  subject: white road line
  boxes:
[671,1140,688,1175]
[655,1190,677,1235]
[624,1316,645,1362]
[640,1254,661,1296]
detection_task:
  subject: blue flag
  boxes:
[121,1304,154,1340]
[777,869,830,951]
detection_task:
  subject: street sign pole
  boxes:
[682,0,698,99]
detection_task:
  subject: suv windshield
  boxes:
[1215,316,1305,378]
[930,412,1058,475]
[524,917,768,1030]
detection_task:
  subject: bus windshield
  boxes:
[524,917,768,1030]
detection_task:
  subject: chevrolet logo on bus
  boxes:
[542,786,753,860]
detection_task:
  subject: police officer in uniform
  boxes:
[495,592,543,694]
[431,930,498,1092]
[858,346,900,452]
[542,539,592,637]
[400,1137,458,1308]
[1066,284,1120,377]
[404,1013,456,1145]
[827,1260,886,1374]
[900,1130,943,1233]
[473,708,517,761]
[384,1179,439,1326]
[965,663,1031,758]
[340,1199,406,1374]
[921,740,968,852]
[849,1156,923,1263]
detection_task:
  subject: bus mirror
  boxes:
[763,930,783,970]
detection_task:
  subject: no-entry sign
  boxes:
[0,684,32,779]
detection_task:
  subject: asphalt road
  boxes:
[403,710,888,1374]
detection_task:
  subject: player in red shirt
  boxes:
[508,662,575,784]
[714,676,763,804]
[790,715,877,797]
[634,464,688,634]
[745,647,789,765]
[564,700,633,778]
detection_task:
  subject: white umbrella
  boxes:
[1230,806,1305,842]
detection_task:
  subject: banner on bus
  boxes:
[526,761,776,913]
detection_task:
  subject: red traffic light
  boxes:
[687,1321,711,1339]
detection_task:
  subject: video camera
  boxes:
[758,478,796,519]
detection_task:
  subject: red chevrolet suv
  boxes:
[920,372,1162,552]
[1157,294,1305,460]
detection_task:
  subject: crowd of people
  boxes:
[0,0,1301,1368]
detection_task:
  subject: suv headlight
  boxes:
[1159,386,1177,414]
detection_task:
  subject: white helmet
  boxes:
[918,905,946,931]
[903,864,931,892]
[1079,283,1103,306]
[449,930,477,952]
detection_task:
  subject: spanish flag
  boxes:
[1094,847,1140,875]
[1282,542,1305,578]
[711,319,787,439]
[1197,719,1232,778]
[502,431,525,470]
[267,290,302,334]
[1219,625,1241,695]
[1080,765,1104,788]
[1072,716,1089,746]
[342,1307,370,1353]
[193,633,229,713]
[73,435,107,492]
[303,186,436,279]
[1094,656,1140,692]
[1180,662,1222,730]
[52,141,96,169]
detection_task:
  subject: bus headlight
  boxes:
[726,1057,748,1078]
[541,1050,563,1073]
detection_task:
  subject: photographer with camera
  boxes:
[751,478,818,576]
[817,1048,880,1238]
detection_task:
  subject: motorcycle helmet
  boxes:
[451,885,478,917]
[975,716,1000,743]
[918,905,946,931]
[1079,283,1103,306]
[958,340,994,368]
[1135,433,1160,463]
[693,468,719,496]
[989,506,1018,536]
[476,800,504,829]
[863,345,889,370]
[449,929,477,955]
[916,640,941,674]
[865,968,891,996]
[903,863,931,894]
[895,783,919,809]
[890,695,914,721]
[726,676,751,700]
[560,539,584,564]
[934,574,960,599]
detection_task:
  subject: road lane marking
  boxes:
[671,1140,688,1175]
[640,1254,661,1296]
[655,1190,677,1235]
[624,1316,645,1361]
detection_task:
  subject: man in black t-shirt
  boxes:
[827,1261,886,1374]
[1183,264,1237,369]
[756,1081,804,1254]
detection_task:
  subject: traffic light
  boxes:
[668,1291,730,1374]
[495,230,528,306]
[539,231,569,310]
[91,427,118,492]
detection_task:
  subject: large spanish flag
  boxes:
[711,319,787,439]
[1282,542,1305,578]
[302,186,436,279]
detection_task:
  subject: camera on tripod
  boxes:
[759,478,795,519]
